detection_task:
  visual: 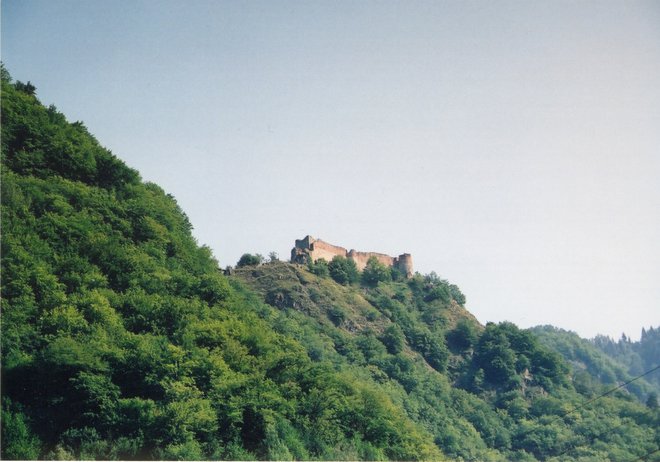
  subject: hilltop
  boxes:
[1,70,658,461]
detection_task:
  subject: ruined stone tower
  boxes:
[291,235,413,278]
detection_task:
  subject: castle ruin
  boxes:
[291,235,413,278]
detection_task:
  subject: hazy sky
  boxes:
[3,0,659,340]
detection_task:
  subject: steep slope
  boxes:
[1,71,658,461]
[593,327,660,392]
[1,72,442,460]
[232,261,660,461]
[531,326,659,400]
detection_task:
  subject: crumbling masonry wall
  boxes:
[347,250,394,271]
[291,235,413,277]
[310,239,349,263]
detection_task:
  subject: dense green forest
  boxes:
[1,70,658,460]
[593,328,660,391]
[531,326,660,400]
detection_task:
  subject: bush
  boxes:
[447,319,478,352]
[1,400,41,459]
[356,332,388,362]
[237,253,263,267]
[328,306,347,327]
[361,257,391,286]
[309,258,329,277]
[379,325,405,355]
[328,256,359,285]
[424,284,450,303]
[449,284,466,305]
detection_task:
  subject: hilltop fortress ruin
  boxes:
[291,235,413,278]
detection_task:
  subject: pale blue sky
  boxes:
[3,0,659,339]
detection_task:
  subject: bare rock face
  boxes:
[290,235,413,278]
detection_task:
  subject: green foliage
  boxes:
[327,305,347,327]
[308,257,329,277]
[1,62,11,83]
[380,325,405,355]
[15,80,37,96]
[362,256,392,286]
[236,253,263,267]
[532,325,659,400]
[236,264,657,460]
[1,76,446,460]
[473,323,567,390]
[1,75,656,461]
[356,331,388,362]
[447,318,478,352]
[448,284,466,305]
[328,255,359,285]
[1,399,41,459]
[409,326,449,372]
[592,326,660,391]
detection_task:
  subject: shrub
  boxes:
[447,319,478,352]
[237,253,263,267]
[361,257,391,286]
[379,325,405,355]
[309,258,329,277]
[328,306,347,327]
[328,256,359,285]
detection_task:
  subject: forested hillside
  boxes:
[593,328,660,391]
[531,326,660,400]
[233,261,659,461]
[1,70,658,461]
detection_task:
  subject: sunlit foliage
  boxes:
[1,71,657,460]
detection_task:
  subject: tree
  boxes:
[309,258,329,277]
[2,72,656,461]
[356,331,387,362]
[361,257,391,286]
[475,326,517,386]
[1,399,41,459]
[237,253,263,267]
[449,284,466,305]
[447,319,478,352]
[380,325,405,355]
[1,62,11,83]
[15,80,36,96]
[327,306,347,327]
[328,256,359,285]
[268,252,279,263]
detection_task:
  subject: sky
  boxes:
[2,0,659,340]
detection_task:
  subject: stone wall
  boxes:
[310,239,348,262]
[347,250,394,271]
[291,235,413,277]
[393,253,414,278]
[291,236,347,264]
[294,236,313,250]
